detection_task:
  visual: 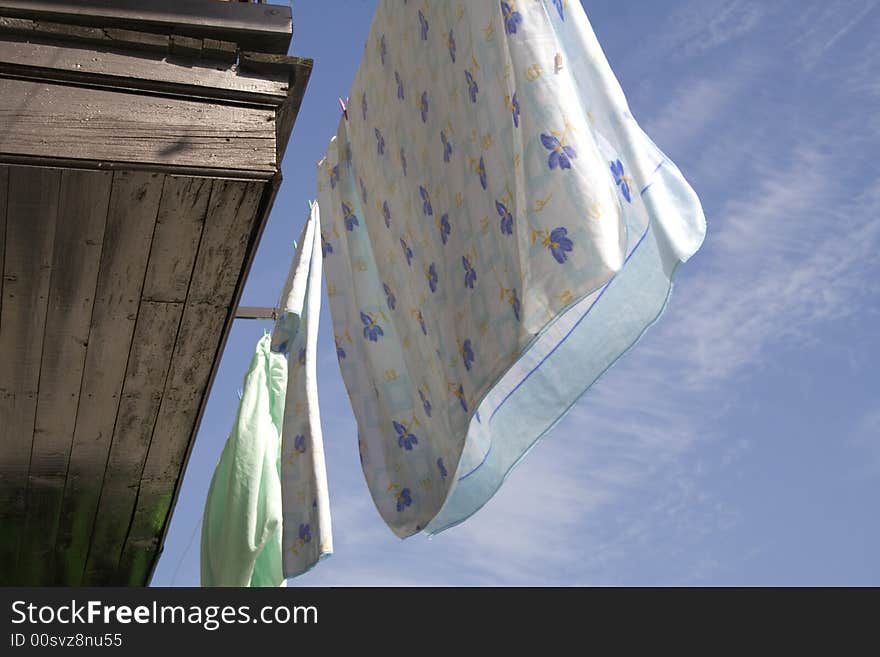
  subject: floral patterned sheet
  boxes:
[316,0,706,540]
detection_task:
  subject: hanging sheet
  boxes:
[317,0,706,537]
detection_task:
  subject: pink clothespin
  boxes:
[338,97,348,120]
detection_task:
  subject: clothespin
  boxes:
[338,97,348,120]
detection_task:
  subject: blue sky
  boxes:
[151,0,880,586]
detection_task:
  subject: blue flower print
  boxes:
[395,70,405,100]
[393,420,419,451]
[396,488,412,512]
[342,202,359,231]
[321,230,333,257]
[545,227,574,263]
[375,128,385,155]
[461,339,475,371]
[327,164,339,189]
[400,238,413,266]
[359,177,367,204]
[297,347,306,367]
[511,91,520,127]
[495,200,514,235]
[462,256,477,289]
[361,91,367,121]
[541,133,577,170]
[419,389,432,417]
[501,1,523,34]
[379,34,387,66]
[426,263,438,293]
[414,309,427,335]
[400,147,408,176]
[419,185,433,216]
[465,70,479,103]
[447,29,456,62]
[437,458,447,480]
[438,213,451,245]
[361,311,384,341]
[455,384,468,413]
[510,287,521,321]
[383,282,396,310]
[419,91,429,123]
[553,0,565,21]
[477,156,487,190]
[298,523,311,543]
[418,9,429,40]
[441,131,452,162]
[294,434,306,454]
[383,200,391,228]
[335,336,346,360]
[610,159,632,203]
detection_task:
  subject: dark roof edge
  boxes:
[0,0,291,54]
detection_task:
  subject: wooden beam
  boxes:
[0,166,60,585]
[0,0,292,54]
[54,170,163,586]
[17,170,112,585]
[0,78,277,177]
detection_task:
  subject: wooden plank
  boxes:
[0,36,290,103]
[119,178,266,583]
[16,170,111,585]
[0,166,60,585]
[53,170,163,586]
[0,0,293,54]
[81,299,181,585]
[0,166,7,323]
[188,179,265,305]
[0,78,277,176]
[142,176,211,304]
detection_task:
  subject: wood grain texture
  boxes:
[0,166,60,585]
[0,167,7,324]
[0,78,277,175]
[82,300,182,585]
[54,170,163,586]
[0,37,290,103]
[142,176,211,304]
[17,169,111,585]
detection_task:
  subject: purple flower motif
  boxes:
[419,186,433,216]
[379,34,387,65]
[383,282,396,310]
[510,288,521,321]
[441,131,452,162]
[321,231,333,258]
[465,70,479,103]
[419,389,432,417]
[361,311,384,341]
[359,177,367,204]
[495,200,514,235]
[395,71,405,100]
[501,1,523,34]
[400,147,408,176]
[437,458,447,480]
[383,200,391,228]
[335,337,346,360]
[297,347,306,366]
[552,0,565,21]
[419,91,429,123]
[342,202,359,231]
[400,238,413,266]
[426,263,438,293]
[438,213,450,245]
[396,488,412,512]
[418,10,429,40]
[545,227,574,263]
[393,420,419,450]
[361,91,367,121]
[415,309,427,335]
[462,256,477,289]
[461,339,475,371]
[455,384,468,412]
[541,133,577,170]
[447,29,456,62]
[610,159,632,203]
[511,91,520,127]
[375,128,385,155]
[477,156,487,190]
[299,523,311,543]
[294,434,307,454]
[327,164,339,189]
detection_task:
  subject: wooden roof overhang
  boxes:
[0,0,311,585]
